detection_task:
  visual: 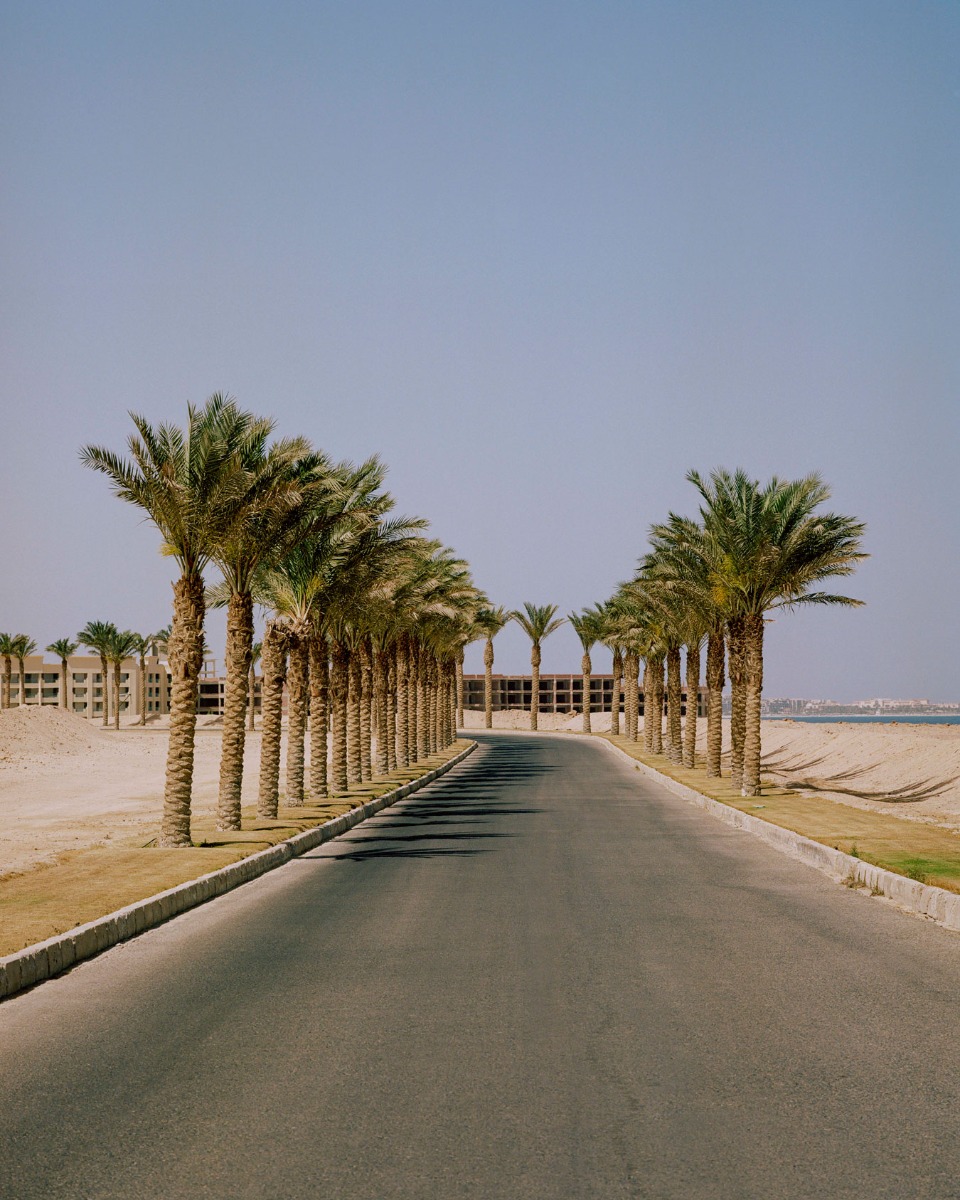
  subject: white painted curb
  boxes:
[597,736,960,935]
[0,741,477,1001]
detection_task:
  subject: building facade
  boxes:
[461,674,706,717]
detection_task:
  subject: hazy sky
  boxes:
[2,2,958,699]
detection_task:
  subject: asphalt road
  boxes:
[2,732,960,1200]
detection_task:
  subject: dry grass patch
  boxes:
[599,734,960,895]
[0,741,469,956]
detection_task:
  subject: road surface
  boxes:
[2,732,960,1199]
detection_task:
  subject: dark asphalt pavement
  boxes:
[2,732,960,1199]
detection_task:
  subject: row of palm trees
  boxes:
[565,468,866,796]
[81,395,492,847]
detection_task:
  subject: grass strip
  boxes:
[598,733,960,894]
[0,741,470,956]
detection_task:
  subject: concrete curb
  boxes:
[0,740,477,1002]
[597,736,960,934]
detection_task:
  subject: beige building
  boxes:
[3,654,171,718]
[461,674,706,718]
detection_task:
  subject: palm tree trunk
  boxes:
[483,638,494,729]
[330,638,349,792]
[386,652,398,771]
[112,660,121,731]
[159,572,205,847]
[358,640,373,782]
[581,652,592,733]
[705,626,725,778]
[642,660,653,751]
[99,655,108,725]
[61,660,69,711]
[347,648,362,786]
[395,638,410,769]
[256,620,288,820]
[309,634,329,798]
[530,644,541,732]
[285,630,309,806]
[374,647,389,776]
[416,646,429,760]
[682,642,700,769]
[428,656,439,753]
[2,657,10,709]
[742,613,765,797]
[727,616,747,791]
[456,649,464,731]
[666,646,682,763]
[610,648,622,736]
[624,651,638,741]
[138,652,147,724]
[217,591,253,831]
[248,662,256,731]
[651,655,664,755]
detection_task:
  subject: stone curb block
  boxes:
[0,740,477,1001]
[598,737,960,934]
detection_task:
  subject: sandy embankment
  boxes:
[2,706,960,879]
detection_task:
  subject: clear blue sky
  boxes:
[2,1,958,699]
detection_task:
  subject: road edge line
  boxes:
[0,740,478,1001]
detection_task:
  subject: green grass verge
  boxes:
[598,733,960,894]
[0,741,470,956]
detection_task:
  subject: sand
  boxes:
[3,706,959,879]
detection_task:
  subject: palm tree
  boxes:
[78,621,117,725]
[689,468,866,796]
[206,441,324,828]
[46,638,78,710]
[474,606,509,729]
[568,607,604,733]
[0,633,14,709]
[510,603,564,732]
[81,394,273,846]
[125,633,153,725]
[106,629,140,730]
[12,634,37,706]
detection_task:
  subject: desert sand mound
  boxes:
[0,706,109,761]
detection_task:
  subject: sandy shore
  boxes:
[3,706,959,879]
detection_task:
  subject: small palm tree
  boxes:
[78,621,117,725]
[510,603,564,732]
[106,629,140,730]
[125,633,153,726]
[12,634,37,706]
[46,638,78,710]
[568,607,604,733]
[473,606,509,729]
[0,633,17,709]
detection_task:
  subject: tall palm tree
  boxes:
[106,628,140,730]
[126,633,153,725]
[689,468,866,796]
[474,606,509,729]
[46,638,78,710]
[12,634,37,707]
[78,621,116,725]
[510,603,564,732]
[81,394,273,846]
[0,633,15,709]
[568,607,604,733]
[207,442,326,828]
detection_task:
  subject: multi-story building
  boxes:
[3,654,171,718]
[461,674,706,717]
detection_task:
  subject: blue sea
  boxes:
[761,714,960,726]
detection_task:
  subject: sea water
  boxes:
[761,714,960,725]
